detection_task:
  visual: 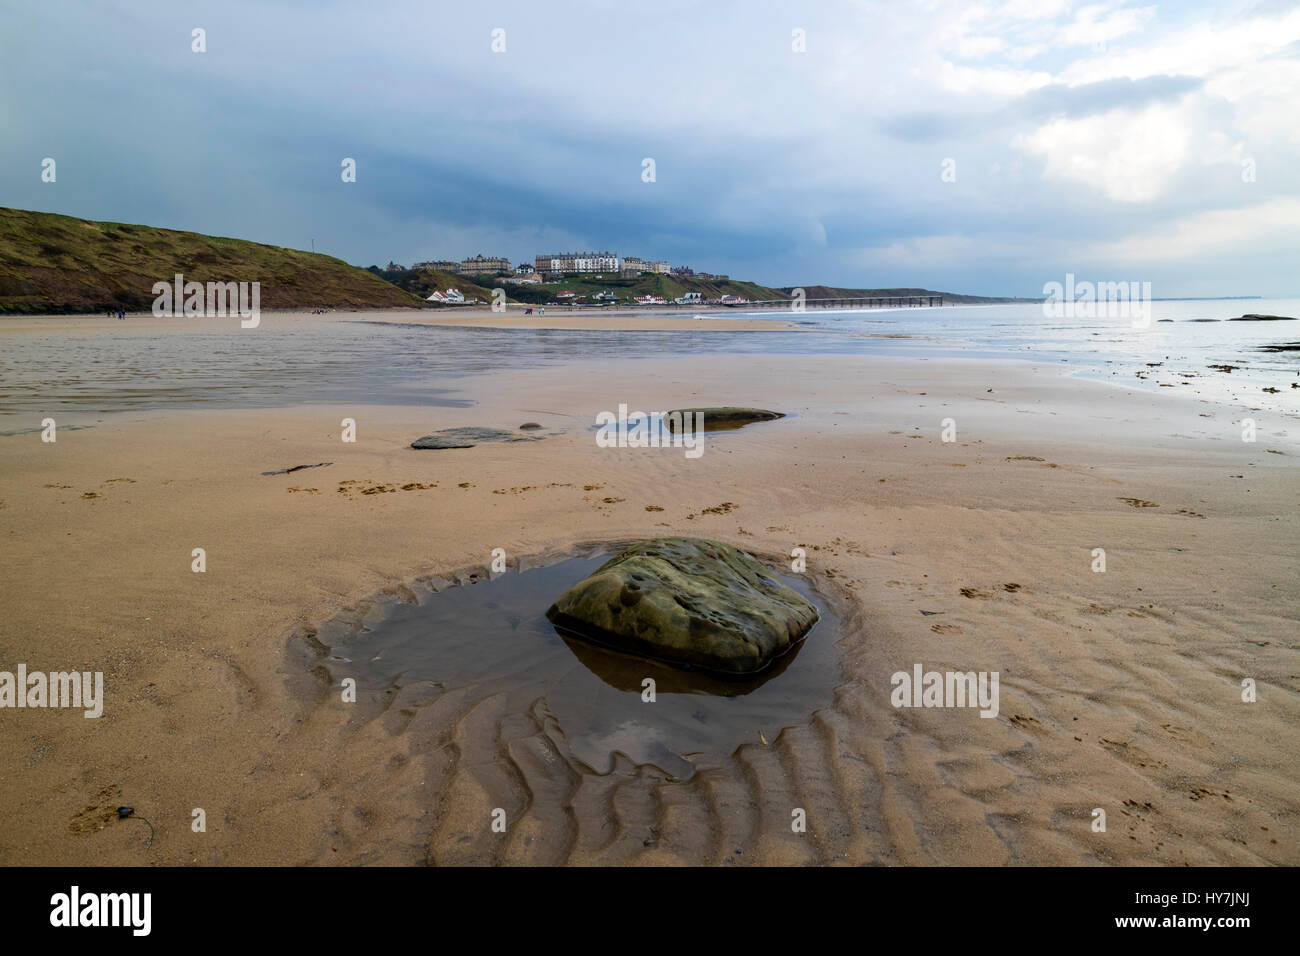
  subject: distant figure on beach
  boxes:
[118,310,124,320]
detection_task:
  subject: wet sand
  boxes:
[383,307,806,332]
[0,348,1296,866]
[0,308,805,335]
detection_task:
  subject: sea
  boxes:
[1,297,1296,422]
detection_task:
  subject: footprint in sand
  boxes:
[1117,497,1159,508]
[959,587,993,599]
[80,491,103,500]
[931,623,964,635]
[1005,456,1045,462]
[68,784,122,835]
[1161,723,1215,748]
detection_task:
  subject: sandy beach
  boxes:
[1,316,1295,866]
[0,307,808,336]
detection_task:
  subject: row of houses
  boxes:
[409,255,512,277]
[551,290,752,306]
[533,252,671,279]
[410,252,679,280]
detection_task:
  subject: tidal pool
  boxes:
[310,549,842,779]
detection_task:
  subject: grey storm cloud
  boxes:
[0,0,1296,296]
[1016,74,1205,120]
[880,75,1205,144]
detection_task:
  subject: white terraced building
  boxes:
[535,251,620,276]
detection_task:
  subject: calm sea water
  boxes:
[0,298,1296,422]
[734,297,1300,399]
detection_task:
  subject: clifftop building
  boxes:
[536,251,619,277]
[414,260,460,273]
[459,255,511,277]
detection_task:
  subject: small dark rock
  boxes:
[262,462,332,476]
[410,435,477,449]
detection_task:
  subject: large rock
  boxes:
[546,537,818,676]
[666,407,784,432]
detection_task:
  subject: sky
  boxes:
[2,0,1298,296]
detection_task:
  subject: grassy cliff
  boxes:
[369,265,510,303]
[0,207,426,314]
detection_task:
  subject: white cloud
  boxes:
[1080,196,1300,262]
[952,34,1008,57]
[1055,3,1155,49]
[936,60,1054,95]
[1014,99,1198,201]
[1059,8,1300,85]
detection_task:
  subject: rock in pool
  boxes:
[665,407,785,432]
[519,422,542,430]
[546,537,818,676]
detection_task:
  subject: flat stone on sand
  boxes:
[411,427,544,449]
[546,537,818,676]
